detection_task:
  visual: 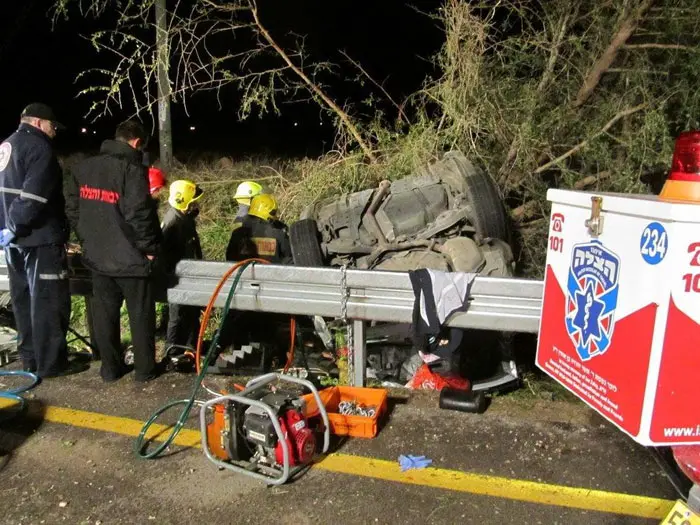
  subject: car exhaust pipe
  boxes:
[363,180,392,246]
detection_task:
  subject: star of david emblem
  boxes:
[571,280,605,347]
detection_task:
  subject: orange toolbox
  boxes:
[302,386,387,439]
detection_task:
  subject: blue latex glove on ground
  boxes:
[398,454,433,471]
[0,229,15,247]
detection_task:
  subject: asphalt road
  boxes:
[0,363,680,525]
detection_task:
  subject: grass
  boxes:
[505,372,578,403]
[163,148,441,260]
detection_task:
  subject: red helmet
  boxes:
[148,167,167,195]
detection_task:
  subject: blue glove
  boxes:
[0,229,15,247]
[398,454,433,471]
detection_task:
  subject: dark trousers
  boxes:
[166,303,201,350]
[5,244,70,376]
[85,294,101,360]
[91,272,157,381]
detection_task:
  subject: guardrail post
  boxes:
[351,319,366,387]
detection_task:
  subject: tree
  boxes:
[52,0,376,162]
[155,0,172,171]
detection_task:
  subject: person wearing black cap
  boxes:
[0,103,76,378]
[66,119,162,383]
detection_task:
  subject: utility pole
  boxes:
[155,0,173,171]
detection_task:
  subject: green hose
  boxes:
[134,260,255,459]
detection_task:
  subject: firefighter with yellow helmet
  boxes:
[225,193,292,263]
[215,193,291,371]
[233,180,263,220]
[159,179,204,351]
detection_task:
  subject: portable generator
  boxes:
[199,373,330,485]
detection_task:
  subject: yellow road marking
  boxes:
[1,399,675,519]
[317,454,672,520]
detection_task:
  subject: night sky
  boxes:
[1,0,444,157]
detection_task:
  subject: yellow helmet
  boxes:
[248,193,278,221]
[169,179,203,212]
[234,181,263,205]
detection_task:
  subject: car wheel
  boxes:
[441,151,510,242]
[440,237,484,273]
[289,219,325,267]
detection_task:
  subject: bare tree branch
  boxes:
[248,0,375,162]
[510,200,540,222]
[574,171,612,189]
[606,68,669,75]
[54,0,365,150]
[623,43,697,50]
[572,0,653,109]
[534,104,646,174]
[339,50,408,125]
[511,170,613,222]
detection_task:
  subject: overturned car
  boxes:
[286,150,519,391]
[288,150,514,277]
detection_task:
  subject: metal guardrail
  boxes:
[170,261,543,333]
[169,261,544,387]
[0,254,545,388]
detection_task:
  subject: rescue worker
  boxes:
[0,103,75,378]
[66,119,162,383]
[218,194,291,363]
[159,179,204,350]
[225,193,292,264]
[233,180,263,220]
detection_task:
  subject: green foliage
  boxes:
[369,0,700,276]
[70,296,88,333]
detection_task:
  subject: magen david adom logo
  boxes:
[565,241,621,361]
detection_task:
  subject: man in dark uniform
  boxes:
[218,193,291,363]
[225,193,292,264]
[0,103,74,378]
[66,119,162,383]
[158,179,204,350]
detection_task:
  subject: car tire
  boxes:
[441,151,510,242]
[441,237,484,273]
[289,219,325,267]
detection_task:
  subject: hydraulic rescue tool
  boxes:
[200,373,330,486]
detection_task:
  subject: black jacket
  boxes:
[158,207,202,275]
[225,215,292,264]
[66,139,161,277]
[0,123,68,246]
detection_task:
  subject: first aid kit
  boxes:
[536,189,700,446]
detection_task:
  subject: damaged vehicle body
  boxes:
[288,150,520,392]
[290,151,514,276]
